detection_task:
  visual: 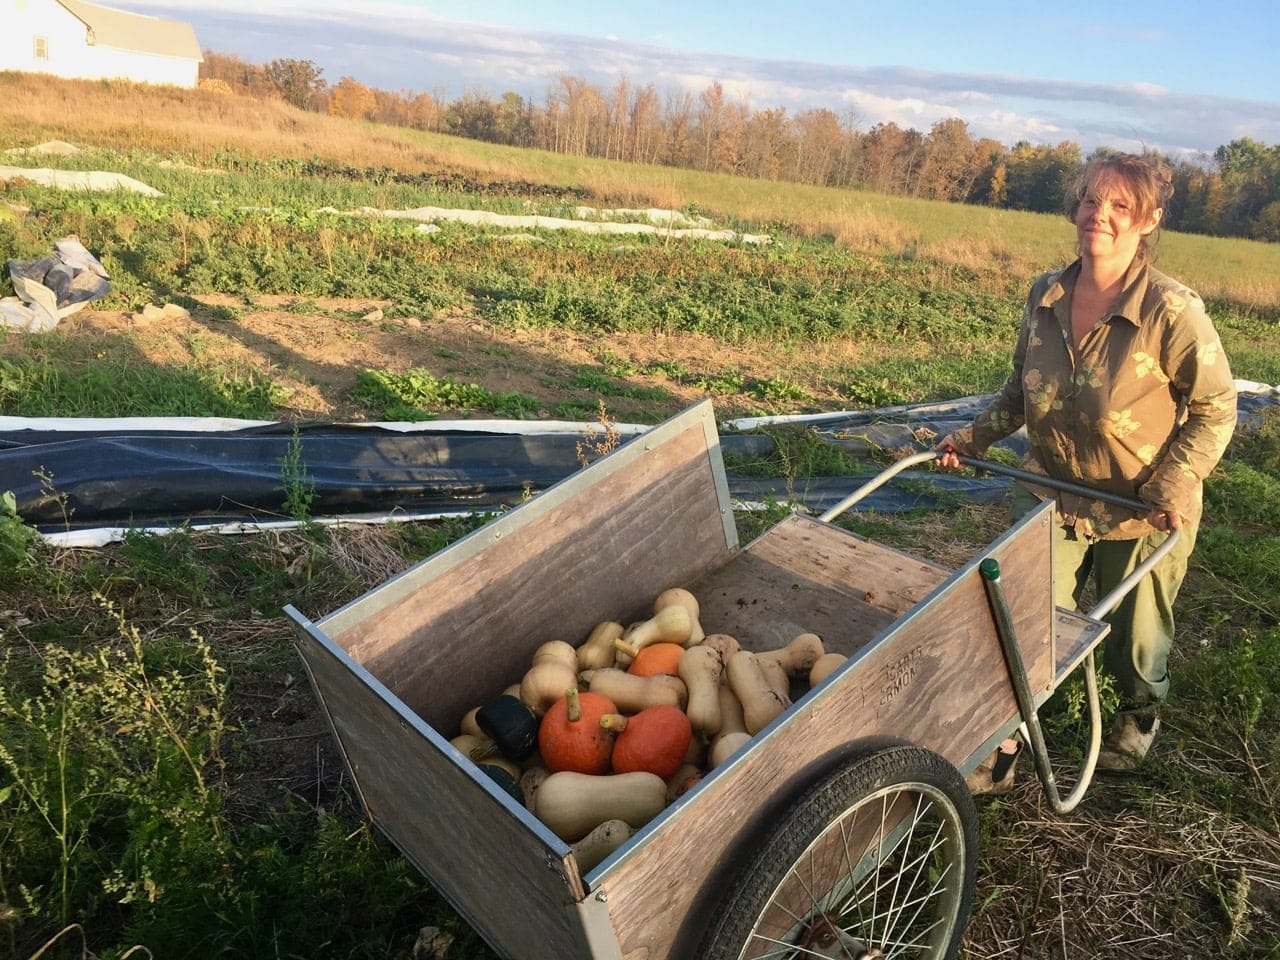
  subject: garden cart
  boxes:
[285,399,1178,959]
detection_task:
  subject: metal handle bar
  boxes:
[819,449,1160,523]
[818,449,1183,812]
[820,452,1182,616]
[951,453,1183,618]
[817,450,941,522]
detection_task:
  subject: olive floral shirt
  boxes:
[955,258,1237,540]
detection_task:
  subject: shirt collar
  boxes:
[1038,258,1149,329]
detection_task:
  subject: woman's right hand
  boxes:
[935,433,968,470]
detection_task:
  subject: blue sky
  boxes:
[114,0,1280,159]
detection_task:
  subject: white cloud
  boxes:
[112,1,1280,155]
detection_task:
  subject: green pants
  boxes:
[1011,486,1198,709]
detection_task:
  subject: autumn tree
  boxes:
[1212,137,1280,237]
[916,118,979,201]
[789,108,845,186]
[1003,141,1080,213]
[628,83,664,166]
[662,89,696,167]
[742,107,788,180]
[328,76,376,120]
[263,58,325,110]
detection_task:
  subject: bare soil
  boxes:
[43,294,865,423]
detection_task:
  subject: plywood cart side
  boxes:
[312,399,737,731]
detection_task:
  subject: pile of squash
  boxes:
[449,587,846,870]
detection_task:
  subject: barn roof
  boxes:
[55,0,203,62]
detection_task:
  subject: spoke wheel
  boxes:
[699,746,978,960]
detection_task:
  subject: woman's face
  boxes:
[1075,175,1161,266]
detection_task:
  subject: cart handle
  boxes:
[819,450,1162,523]
[819,450,1183,812]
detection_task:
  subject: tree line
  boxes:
[200,52,1280,242]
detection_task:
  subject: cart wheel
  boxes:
[699,745,978,960]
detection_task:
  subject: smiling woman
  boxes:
[938,151,1238,772]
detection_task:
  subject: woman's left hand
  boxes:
[1147,508,1183,532]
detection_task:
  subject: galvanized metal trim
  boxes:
[704,413,740,553]
[284,603,372,819]
[572,888,626,960]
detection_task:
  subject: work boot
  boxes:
[1096,712,1160,771]
[966,738,1021,795]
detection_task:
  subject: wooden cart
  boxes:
[285,399,1171,960]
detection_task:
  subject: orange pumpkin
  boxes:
[602,704,693,780]
[538,689,618,774]
[626,642,686,678]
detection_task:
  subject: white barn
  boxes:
[1,0,202,88]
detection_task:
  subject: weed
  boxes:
[575,401,622,468]
[0,491,39,574]
[350,368,542,419]
[0,595,229,940]
[279,426,316,526]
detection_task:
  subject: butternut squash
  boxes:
[652,587,706,645]
[519,765,551,813]
[534,770,668,841]
[715,685,747,738]
[727,650,789,734]
[665,763,703,798]
[678,644,724,737]
[758,633,826,679]
[707,686,748,766]
[449,733,490,759]
[809,652,847,687]
[460,706,485,739]
[520,641,579,716]
[621,605,692,655]
[570,819,634,872]
[701,633,741,665]
[576,621,624,671]
[757,656,792,702]
[580,668,688,713]
[708,731,752,768]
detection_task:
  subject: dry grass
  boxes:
[969,784,1280,959]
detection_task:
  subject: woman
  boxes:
[939,152,1237,770]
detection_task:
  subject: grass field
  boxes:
[2,74,1279,960]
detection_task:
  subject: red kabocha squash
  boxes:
[601,704,693,780]
[538,688,618,774]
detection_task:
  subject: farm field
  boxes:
[2,75,1279,960]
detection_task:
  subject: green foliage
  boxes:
[568,368,671,401]
[0,355,291,419]
[0,491,39,574]
[0,596,230,942]
[724,426,860,480]
[279,427,316,525]
[349,368,542,418]
[118,528,215,599]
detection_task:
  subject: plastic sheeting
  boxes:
[3,237,111,332]
[3,387,1276,543]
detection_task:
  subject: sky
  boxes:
[111,0,1280,160]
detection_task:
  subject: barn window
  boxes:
[34,36,49,60]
